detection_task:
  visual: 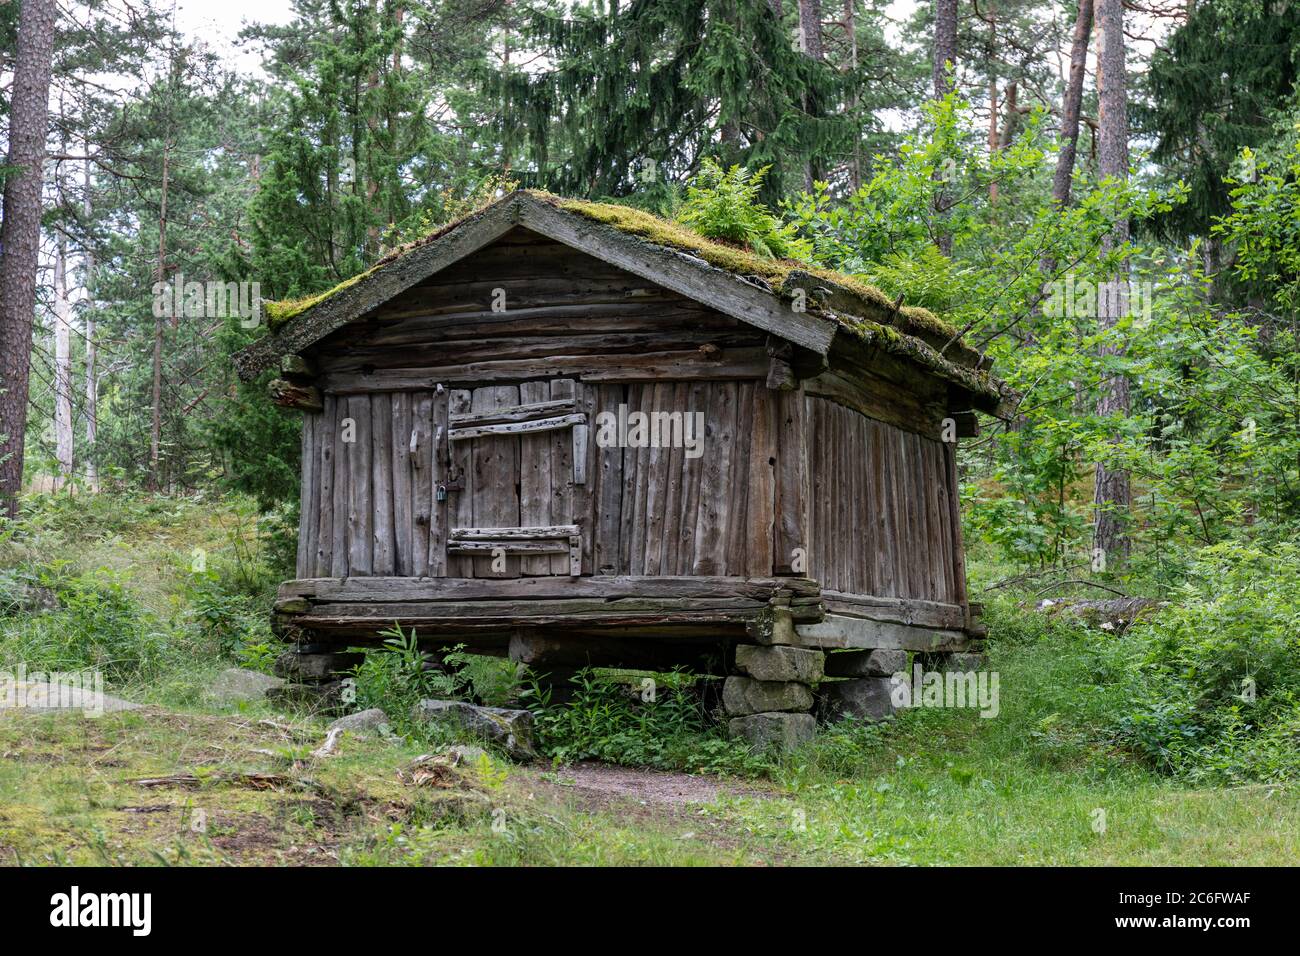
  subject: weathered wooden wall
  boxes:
[804,394,960,604]
[296,380,788,582]
[293,227,965,612]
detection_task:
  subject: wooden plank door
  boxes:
[440,380,588,578]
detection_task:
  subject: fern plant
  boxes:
[677,159,812,261]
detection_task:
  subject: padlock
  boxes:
[436,484,447,502]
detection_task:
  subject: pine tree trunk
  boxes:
[0,0,57,518]
[150,142,170,489]
[1094,0,1131,563]
[931,0,957,256]
[53,239,75,487]
[932,0,957,98]
[83,151,99,490]
[845,0,861,191]
[1052,0,1094,206]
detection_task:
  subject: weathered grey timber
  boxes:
[232,191,1005,751]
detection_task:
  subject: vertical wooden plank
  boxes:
[472,385,521,577]
[619,384,641,576]
[428,389,448,577]
[893,427,913,597]
[390,393,412,576]
[658,383,689,578]
[911,433,934,599]
[370,393,395,575]
[410,392,432,576]
[296,413,316,579]
[692,381,736,575]
[315,395,336,578]
[676,381,707,575]
[346,394,373,576]
[846,410,862,594]
[944,441,970,618]
[724,382,754,576]
[831,403,846,593]
[641,381,672,575]
[745,384,777,577]
[519,380,552,575]
[933,439,955,601]
[576,382,596,575]
[549,379,575,574]
[880,420,900,597]
[594,384,624,575]
[330,396,349,577]
[773,387,806,575]
[447,389,474,577]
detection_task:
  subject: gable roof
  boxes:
[233,191,1002,409]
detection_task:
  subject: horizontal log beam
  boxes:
[277,575,821,604]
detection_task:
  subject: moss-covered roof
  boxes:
[244,190,1001,408]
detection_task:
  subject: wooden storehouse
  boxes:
[233,190,1007,745]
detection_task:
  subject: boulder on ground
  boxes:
[207,667,284,704]
[412,699,536,761]
[328,707,390,736]
[1036,597,1165,631]
[722,676,814,716]
[728,712,816,752]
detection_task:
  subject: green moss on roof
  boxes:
[262,188,966,352]
[539,192,959,344]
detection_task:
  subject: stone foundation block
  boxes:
[824,648,908,678]
[820,677,899,722]
[735,644,824,683]
[722,676,813,716]
[728,712,817,752]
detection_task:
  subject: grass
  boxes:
[1,490,1298,866]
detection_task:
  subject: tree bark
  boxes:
[150,139,170,489]
[52,238,75,486]
[1051,0,1094,207]
[1093,0,1131,563]
[932,0,957,99]
[931,0,958,255]
[0,0,57,518]
[83,150,99,490]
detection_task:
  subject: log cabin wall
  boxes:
[291,226,963,610]
[804,394,960,604]
[296,380,792,580]
[292,227,790,580]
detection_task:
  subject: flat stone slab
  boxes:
[722,676,813,716]
[735,644,824,683]
[729,712,816,752]
[820,677,898,722]
[413,699,536,761]
[0,681,141,715]
[207,667,285,704]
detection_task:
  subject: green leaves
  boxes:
[677,159,812,261]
